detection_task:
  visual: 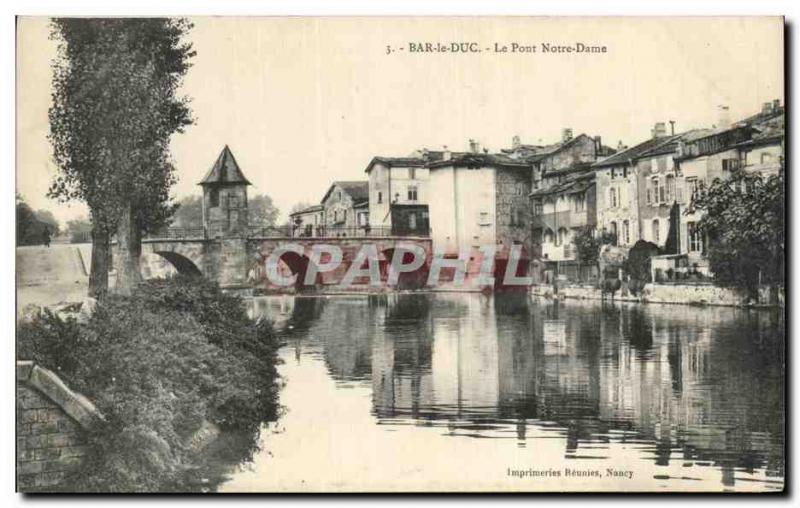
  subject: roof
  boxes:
[289,204,323,217]
[592,136,680,168]
[364,156,425,173]
[633,130,711,159]
[427,152,530,170]
[530,172,596,198]
[199,145,252,186]
[543,161,593,177]
[364,151,447,173]
[321,181,370,204]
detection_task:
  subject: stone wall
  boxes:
[494,167,532,252]
[16,361,103,492]
[530,282,783,307]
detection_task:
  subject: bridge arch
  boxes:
[152,251,202,277]
[277,250,317,289]
[379,247,428,290]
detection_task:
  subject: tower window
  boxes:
[210,188,220,207]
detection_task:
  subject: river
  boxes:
[214,293,784,493]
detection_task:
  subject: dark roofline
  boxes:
[321,181,369,204]
[426,153,530,170]
[364,156,427,173]
[289,204,324,216]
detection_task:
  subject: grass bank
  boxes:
[17,276,282,492]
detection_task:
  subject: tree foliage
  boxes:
[248,194,280,227]
[573,226,616,266]
[690,170,784,292]
[16,194,59,245]
[170,193,280,230]
[48,19,195,293]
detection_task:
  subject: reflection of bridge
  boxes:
[129,228,432,291]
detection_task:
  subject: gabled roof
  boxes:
[199,145,252,186]
[321,181,370,204]
[592,135,680,168]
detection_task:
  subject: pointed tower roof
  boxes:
[199,145,252,186]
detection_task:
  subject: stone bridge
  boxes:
[127,235,433,292]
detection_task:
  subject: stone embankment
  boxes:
[531,282,784,307]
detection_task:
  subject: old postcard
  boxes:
[15,16,784,493]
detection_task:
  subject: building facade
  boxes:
[320,181,370,235]
[426,150,532,263]
[365,154,433,236]
[289,204,324,237]
[524,131,615,275]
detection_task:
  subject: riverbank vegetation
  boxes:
[17,276,282,492]
[691,171,784,296]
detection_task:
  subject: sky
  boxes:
[16,16,784,224]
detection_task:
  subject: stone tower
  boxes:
[199,145,251,237]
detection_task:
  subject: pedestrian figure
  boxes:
[42,226,51,248]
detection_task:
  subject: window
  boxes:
[544,229,554,244]
[409,167,416,179]
[686,176,699,197]
[687,221,703,252]
[652,219,660,244]
[722,158,740,171]
[557,228,568,247]
[533,200,543,216]
[377,191,383,204]
[665,174,674,203]
[479,211,490,225]
[609,188,617,208]
[407,185,418,201]
[409,212,417,229]
[622,220,630,245]
[574,193,585,212]
[609,222,617,244]
[209,188,219,207]
[357,211,368,226]
[228,194,240,208]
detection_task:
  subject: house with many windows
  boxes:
[364,153,434,236]
[524,130,615,280]
[320,181,370,236]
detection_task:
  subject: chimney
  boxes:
[562,128,573,142]
[717,105,730,129]
[443,145,451,161]
[512,135,521,150]
[762,102,772,114]
[468,139,480,153]
[772,99,781,111]
[617,140,627,151]
[594,135,602,154]
[652,122,667,139]
[669,120,676,135]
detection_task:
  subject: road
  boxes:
[16,243,91,314]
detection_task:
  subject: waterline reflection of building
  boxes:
[247,294,783,488]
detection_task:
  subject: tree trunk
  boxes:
[88,226,110,299]
[114,202,143,294]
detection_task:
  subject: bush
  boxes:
[17,276,282,492]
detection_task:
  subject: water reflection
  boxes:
[228,293,784,492]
